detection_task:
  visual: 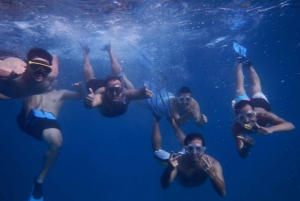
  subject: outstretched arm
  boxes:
[160,152,180,190]
[256,112,295,135]
[123,84,153,102]
[61,82,85,101]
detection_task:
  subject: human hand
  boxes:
[200,114,208,124]
[84,88,94,108]
[201,155,216,179]
[237,136,255,147]
[167,151,181,171]
[142,84,153,98]
[72,81,83,90]
[10,64,26,79]
[255,123,273,135]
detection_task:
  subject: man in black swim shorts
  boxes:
[231,59,295,158]
[79,41,153,118]
[17,79,84,201]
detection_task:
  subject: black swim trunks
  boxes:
[250,98,271,112]
[17,109,61,141]
[86,79,106,92]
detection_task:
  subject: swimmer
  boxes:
[151,117,226,196]
[0,48,58,99]
[80,41,153,118]
[17,80,84,201]
[232,59,295,158]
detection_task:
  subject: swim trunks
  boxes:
[233,93,271,112]
[86,79,106,92]
[17,109,61,141]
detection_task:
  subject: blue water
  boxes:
[0,0,300,200]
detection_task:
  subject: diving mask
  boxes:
[184,144,206,155]
[28,60,52,74]
[235,111,256,130]
[106,86,123,96]
[178,96,191,104]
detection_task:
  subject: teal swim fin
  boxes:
[145,81,171,120]
[233,42,247,57]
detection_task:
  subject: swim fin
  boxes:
[78,38,90,54]
[233,42,247,57]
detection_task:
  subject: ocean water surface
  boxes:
[0,0,299,200]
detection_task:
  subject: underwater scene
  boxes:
[0,0,299,200]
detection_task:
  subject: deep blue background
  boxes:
[1,1,300,201]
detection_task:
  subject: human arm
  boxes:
[202,156,226,197]
[169,118,186,147]
[170,98,192,126]
[256,112,295,135]
[47,55,59,80]
[0,58,26,79]
[191,100,208,127]
[160,152,180,190]
[123,84,153,101]
[232,123,254,159]
[84,88,103,109]
[61,82,85,100]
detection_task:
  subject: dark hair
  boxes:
[27,48,53,65]
[234,100,254,114]
[178,86,192,96]
[184,133,205,146]
[105,75,122,87]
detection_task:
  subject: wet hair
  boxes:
[234,100,255,114]
[105,75,122,87]
[178,87,192,96]
[26,48,53,65]
[184,133,205,146]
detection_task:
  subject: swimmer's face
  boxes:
[236,104,257,126]
[27,58,50,83]
[177,92,192,106]
[105,79,123,102]
[185,139,204,163]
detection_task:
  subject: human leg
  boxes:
[152,118,162,151]
[79,42,95,83]
[248,64,262,96]
[235,62,246,97]
[36,128,63,184]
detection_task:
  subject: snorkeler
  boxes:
[0,48,59,99]
[170,87,207,127]
[79,41,153,118]
[151,117,226,196]
[17,80,84,201]
[232,59,295,158]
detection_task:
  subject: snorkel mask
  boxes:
[184,144,206,155]
[235,111,257,130]
[177,96,191,105]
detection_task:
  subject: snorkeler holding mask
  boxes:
[0,48,58,99]
[151,117,226,196]
[232,59,295,159]
[79,41,153,118]
[170,87,207,127]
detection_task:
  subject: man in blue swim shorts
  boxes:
[151,117,226,196]
[231,59,295,158]
[17,79,84,201]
